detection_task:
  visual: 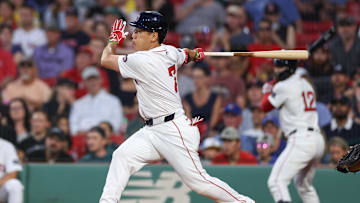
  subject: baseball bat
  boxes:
[308,26,336,54]
[204,50,309,60]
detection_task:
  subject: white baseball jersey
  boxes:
[0,138,22,178]
[269,73,319,136]
[117,44,186,119]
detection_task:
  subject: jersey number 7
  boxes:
[302,91,316,111]
[168,65,178,93]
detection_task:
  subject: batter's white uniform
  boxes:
[267,73,325,203]
[0,138,23,203]
[100,44,255,203]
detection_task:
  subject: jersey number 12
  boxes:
[168,65,178,93]
[302,91,316,111]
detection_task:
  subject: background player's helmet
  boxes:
[129,11,168,43]
[273,59,298,81]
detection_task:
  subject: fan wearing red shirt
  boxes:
[0,48,17,89]
[212,127,257,165]
[247,19,280,77]
[62,46,109,98]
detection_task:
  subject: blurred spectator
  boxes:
[294,0,324,21]
[245,0,302,31]
[223,103,243,130]
[318,64,350,104]
[12,5,47,57]
[99,121,121,153]
[2,58,52,110]
[200,136,222,165]
[0,33,17,89]
[329,16,360,75]
[323,96,360,146]
[53,114,72,151]
[352,79,360,121]
[92,21,110,42]
[346,0,360,23]
[61,8,90,50]
[236,95,253,134]
[247,19,281,77]
[151,0,175,30]
[241,107,265,154]
[33,23,74,82]
[0,106,17,147]
[212,127,257,165]
[114,77,137,115]
[322,136,349,168]
[82,18,95,37]
[89,37,106,66]
[305,46,333,78]
[0,1,16,28]
[20,110,50,156]
[54,114,70,136]
[261,114,286,159]
[0,138,23,203]
[44,0,74,30]
[0,24,23,64]
[7,98,31,143]
[175,0,225,34]
[85,0,113,21]
[79,126,112,162]
[211,4,253,51]
[28,127,73,163]
[209,57,245,106]
[246,81,263,108]
[256,133,276,165]
[61,45,110,98]
[264,2,296,49]
[103,7,126,29]
[69,67,123,135]
[184,63,221,130]
[42,78,76,123]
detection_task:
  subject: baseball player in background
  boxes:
[99,11,255,203]
[260,59,325,203]
[0,138,23,203]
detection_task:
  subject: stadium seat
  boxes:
[296,33,321,49]
[164,32,181,47]
[111,135,125,145]
[71,134,87,160]
[302,21,333,34]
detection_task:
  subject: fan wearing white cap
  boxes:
[69,66,123,135]
[200,137,222,165]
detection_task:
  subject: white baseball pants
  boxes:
[0,179,24,203]
[267,129,325,203]
[100,114,255,203]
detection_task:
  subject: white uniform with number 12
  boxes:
[99,44,255,203]
[267,73,325,203]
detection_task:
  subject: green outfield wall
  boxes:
[19,164,360,203]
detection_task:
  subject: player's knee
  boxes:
[4,179,23,193]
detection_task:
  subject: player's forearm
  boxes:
[0,171,17,187]
[101,43,120,72]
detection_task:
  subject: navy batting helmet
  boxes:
[273,59,298,81]
[129,11,168,43]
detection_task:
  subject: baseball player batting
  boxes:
[99,11,255,203]
[260,59,325,203]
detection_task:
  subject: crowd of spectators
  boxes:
[0,0,359,169]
